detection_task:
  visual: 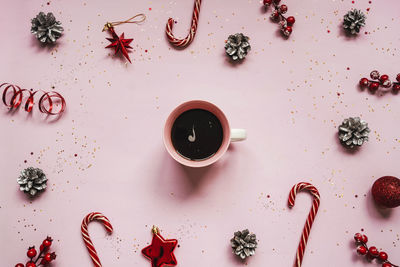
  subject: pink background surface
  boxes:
[1,0,400,266]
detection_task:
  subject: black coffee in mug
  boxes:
[171,109,223,161]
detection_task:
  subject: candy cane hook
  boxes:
[81,212,113,267]
[165,0,202,47]
[288,182,320,267]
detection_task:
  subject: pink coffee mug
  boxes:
[163,100,246,167]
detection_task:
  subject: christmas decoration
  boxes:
[103,14,146,63]
[262,0,295,37]
[166,0,202,47]
[343,9,366,35]
[354,233,399,267]
[81,212,113,267]
[360,71,400,93]
[225,33,251,61]
[372,176,400,208]
[1,83,66,115]
[288,182,320,267]
[338,117,370,149]
[393,74,400,92]
[142,226,178,267]
[31,12,63,44]
[17,167,47,197]
[15,236,56,267]
[230,229,258,260]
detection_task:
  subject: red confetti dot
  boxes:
[355,194,358,198]
[364,31,368,34]
[145,49,148,53]
[267,195,270,198]
[337,92,341,96]
[347,67,350,70]
[24,160,27,163]
[369,1,371,3]
[47,2,50,5]
[361,228,364,232]
[352,1,354,3]
[149,7,152,11]
[30,152,34,155]
[327,30,330,33]
[366,8,370,11]
[74,154,78,157]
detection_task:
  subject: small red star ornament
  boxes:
[104,23,133,63]
[142,226,178,267]
[102,14,146,64]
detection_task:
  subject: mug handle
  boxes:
[230,129,247,142]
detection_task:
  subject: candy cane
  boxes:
[165,0,202,47]
[288,182,320,267]
[81,212,113,267]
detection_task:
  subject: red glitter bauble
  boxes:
[371,176,400,208]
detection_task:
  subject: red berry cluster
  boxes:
[262,0,295,37]
[359,71,400,93]
[15,237,56,267]
[354,233,398,267]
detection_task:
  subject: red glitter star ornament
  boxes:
[102,14,146,64]
[142,226,178,267]
[105,25,133,63]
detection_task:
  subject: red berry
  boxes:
[26,263,36,267]
[43,239,52,248]
[44,252,56,262]
[393,84,400,92]
[274,0,281,4]
[379,251,388,261]
[361,234,368,243]
[27,248,37,258]
[357,245,368,255]
[382,263,392,267]
[369,246,379,257]
[379,74,389,82]
[263,0,272,5]
[359,78,369,87]
[271,10,279,19]
[369,82,380,92]
[396,73,400,82]
[279,4,288,13]
[15,264,24,267]
[286,16,295,25]
[285,26,293,33]
[354,233,363,242]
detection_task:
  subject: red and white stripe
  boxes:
[81,212,113,267]
[165,0,202,47]
[288,182,320,267]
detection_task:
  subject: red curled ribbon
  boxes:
[1,83,66,115]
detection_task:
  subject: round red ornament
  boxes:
[372,176,400,208]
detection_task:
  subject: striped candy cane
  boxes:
[288,182,320,267]
[165,0,202,47]
[81,212,113,267]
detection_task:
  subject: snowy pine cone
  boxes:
[31,12,64,44]
[225,33,251,61]
[17,167,48,196]
[338,117,370,148]
[231,229,257,259]
[343,9,366,35]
